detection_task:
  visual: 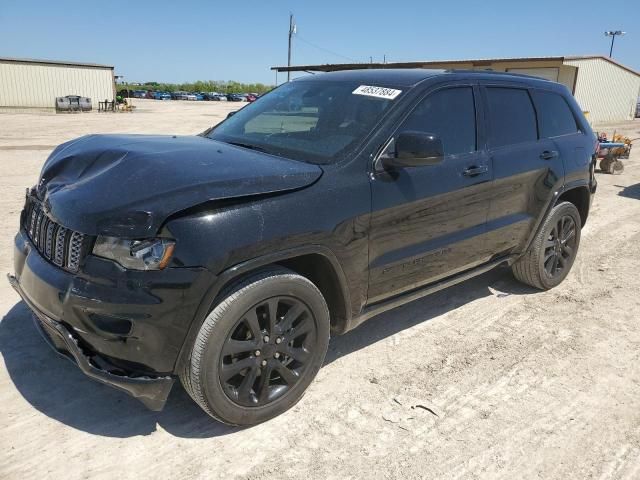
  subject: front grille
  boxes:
[23,197,89,273]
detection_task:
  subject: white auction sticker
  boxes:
[352,85,402,100]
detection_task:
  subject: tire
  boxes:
[611,160,624,175]
[512,201,581,290]
[599,157,612,173]
[180,267,330,426]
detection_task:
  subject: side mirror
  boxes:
[382,131,444,170]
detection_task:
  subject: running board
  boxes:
[350,256,516,330]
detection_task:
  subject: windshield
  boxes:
[206,80,403,164]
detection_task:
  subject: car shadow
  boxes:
[0,266,535,438]
[0,302,240,439]
[325,266,535,364]
[616,183,640,199]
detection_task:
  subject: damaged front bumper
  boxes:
[8,273,174,411]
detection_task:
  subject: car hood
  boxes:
[36,134,322,237]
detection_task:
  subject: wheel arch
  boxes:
[521,181,591,257]
[275,253,350,334]
[556,183,591,227]
[174,245,351,374]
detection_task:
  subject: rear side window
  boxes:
[400,87,476,156]
[486,88,537,148]
[532,90,579,138]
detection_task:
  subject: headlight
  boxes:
[93,236,175,270]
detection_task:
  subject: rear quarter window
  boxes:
[486,87,537,148]
[532,90,579,138]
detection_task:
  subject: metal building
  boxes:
[0,57,115,112]
[272,56,640,124]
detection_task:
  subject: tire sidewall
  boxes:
[197,274,330,425]
[537,202,582,289]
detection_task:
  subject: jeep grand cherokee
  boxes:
[9,69,597,425]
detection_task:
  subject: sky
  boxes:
[1,0,639,85]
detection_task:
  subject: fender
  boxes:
[173,244,351,374]
[520,179,591,256]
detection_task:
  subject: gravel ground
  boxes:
[1,100,640,479]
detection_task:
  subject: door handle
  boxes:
[462,165,489,177]
[540,150,559,160]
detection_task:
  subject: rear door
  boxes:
[530,88,589,188]
[482,85,564,256]
[368,84,494,304]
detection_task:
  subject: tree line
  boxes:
[119,80,274,94]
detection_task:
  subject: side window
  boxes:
[400,87,476,156]
[532,90,579,138]
[486,87,537,148]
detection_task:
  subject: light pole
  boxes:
[604,30,625,57]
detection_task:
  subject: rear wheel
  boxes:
[512,201,581,290]
[610,159,624,175]
[180,267,330,425]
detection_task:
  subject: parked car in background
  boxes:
[193,93,205,101]
[246,94,257,103]
[204,92,225,101]
[227,93,244,102]
[173,92,196,101]
[153,91,172,100]
[132,90,147,99]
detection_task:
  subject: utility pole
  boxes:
[287,14,295,82]
[604,30,625,57]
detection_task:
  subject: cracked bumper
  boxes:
[9,272,174,411]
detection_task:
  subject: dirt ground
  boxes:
[1,100,640,480]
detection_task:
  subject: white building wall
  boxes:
[0,61,114,110]
[564,57,640,123]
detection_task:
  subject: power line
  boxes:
[295,34,359,63]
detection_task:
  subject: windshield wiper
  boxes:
[225,141,270,154]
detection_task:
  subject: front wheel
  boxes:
[512,201,581,290]
[180,267,330,425]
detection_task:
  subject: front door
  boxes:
[368,85,493,305]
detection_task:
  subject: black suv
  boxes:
[10,69,597,425]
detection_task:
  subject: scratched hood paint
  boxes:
[37,134,322,237]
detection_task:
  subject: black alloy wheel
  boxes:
[180,267,330,425]
[543,215,577,279]
[220,296,316,407]
[512,201,582,290]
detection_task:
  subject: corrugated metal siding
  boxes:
[564,57,640,123]
[0,61,114,110]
